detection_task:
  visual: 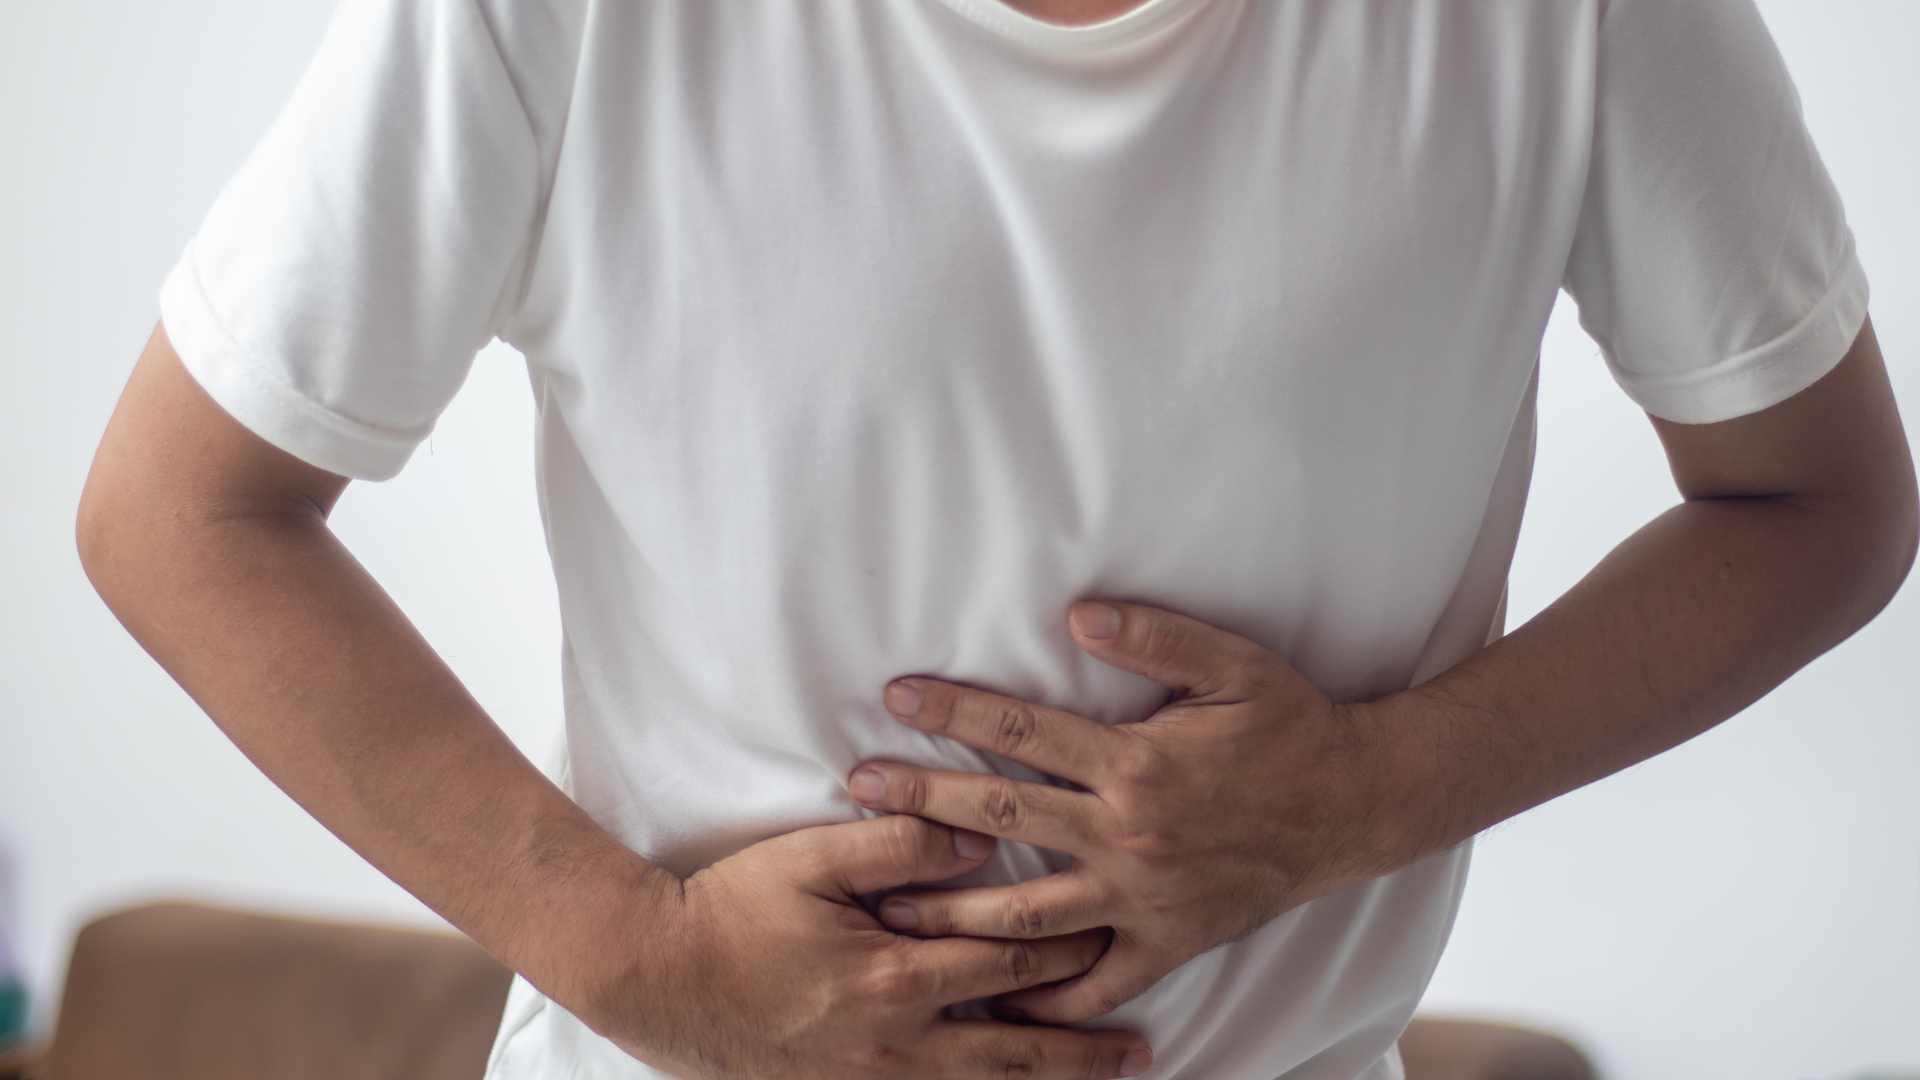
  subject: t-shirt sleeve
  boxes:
[1559,0,1871,425]
[157,0,546,481]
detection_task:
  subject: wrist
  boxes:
[1347,688,1463,868]
[573,853,688,1044]
[504,819,685,1030]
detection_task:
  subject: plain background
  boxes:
[3,2,1915,1076]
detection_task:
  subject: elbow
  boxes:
[74,472,120,600]
[1788,467,1920,638]
[1885,437,1920,605]
[74,458,145,601]
[75,466,108,579]
[1886,485,1920,608]
[1854,466,1920,627]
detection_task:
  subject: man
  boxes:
[76,0,1914,1077]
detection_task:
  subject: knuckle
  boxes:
[863,950,928,1003]
[981,1039,1039,1080]
[1138,617,1186,666]
[991,702,1040,758]
[1003,891,1048,938]
[914,901,952,936]
[980,781,1024,832]
[1073,1042,1107,1080]
[1117,823,1174,862]
[1092,986,1131,1016]
[897,771,930,815]
[1111,739,1164,787]
[880,815,926,874]
[1001,940,1042,987]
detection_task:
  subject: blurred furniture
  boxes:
[2,899,1597,1079]
[1397,1014,1597,1080]
[11,901,506,1080]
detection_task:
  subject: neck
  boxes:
[996,0,1154,27]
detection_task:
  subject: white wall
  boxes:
[3,3,1915,1077]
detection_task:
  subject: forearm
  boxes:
[1379,489,1915,861]
[76,502,676,1013]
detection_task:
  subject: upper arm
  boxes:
[1559,0,1871,429]
[1555,1,1915,567]
[77,321,351,563]
[1651,313,1912,501]
[108,0,577,530]
[1649,311,1919,581]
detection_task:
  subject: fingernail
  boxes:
[1071,601,1121,639]
[884,679,923,717]
[849,767,887,802]
[1118,1046,1153,1077]
[879,899,919,929]
[953,828,995,859]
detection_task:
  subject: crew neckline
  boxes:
[931,0,1214,52]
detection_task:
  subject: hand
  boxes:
[846,598,1424,1024]
[573,814,1158,1079]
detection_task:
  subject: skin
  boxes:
[77,319,1159,1080]
[81,320,1911,1076]
[76,1,1912,1074]
[74,6,1166,1078]
[997,0,1148,24]
[846,313,1918,1024]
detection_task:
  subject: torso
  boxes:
[487,3,1598,1077]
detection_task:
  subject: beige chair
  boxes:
[3,899,1597,1079]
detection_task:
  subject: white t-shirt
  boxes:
[157,0,1869,1076]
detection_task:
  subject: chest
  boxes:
[529,1,1585,403]
[512,0,1588,699]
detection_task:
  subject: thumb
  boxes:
[777,813,996,900]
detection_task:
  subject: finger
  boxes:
[895,927,1111,1006]
[991,931,1168,1024]
[878,867,1109,940]
[881,676,1137,789]
[1067,598,1269,700]
[926,1019,1153,1080]
[780,813,996,899]
[848,762,1106,854]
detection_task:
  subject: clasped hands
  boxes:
[846,599,1433,1024]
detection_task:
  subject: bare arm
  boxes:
[74,324,1152,1078]
[1386,313,1919,856]
[686,314,1915,1029]
[74,323,675,1018]
[804,317,1912,1018]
